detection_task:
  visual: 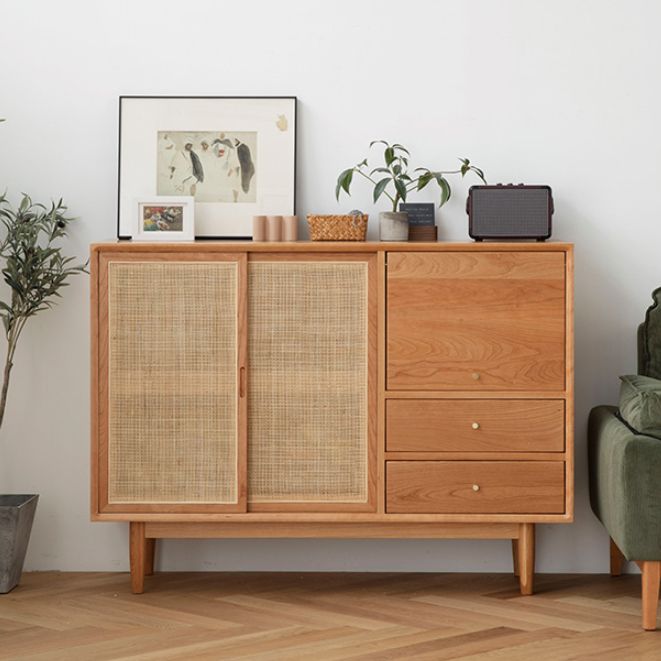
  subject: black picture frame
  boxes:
[117,95,297,240]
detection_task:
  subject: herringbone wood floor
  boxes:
[0,572,657,660]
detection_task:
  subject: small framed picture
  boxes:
[133,196,194,241]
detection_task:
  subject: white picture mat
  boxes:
[118,97,296,237]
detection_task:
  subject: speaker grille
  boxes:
[107,262,238,504]
[248,262,368,503]
[471,188,550,237]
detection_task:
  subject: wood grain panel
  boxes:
[386,461,565,514]
[144,521,519,539]
[90,247,100,518]
[8,571,657,653]
[377,251,387,514]
[91,240,575,254]
[386,399,565,452]
[384,451,565,461]
[565,245,575,520]
[387,252,566,390]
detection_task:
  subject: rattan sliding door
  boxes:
[97,253,247,513]
[247,255,376,511]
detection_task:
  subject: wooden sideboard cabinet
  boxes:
[91,242,573,594]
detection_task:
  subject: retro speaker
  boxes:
[467,184,554,241]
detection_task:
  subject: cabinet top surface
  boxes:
[92,241,573,254]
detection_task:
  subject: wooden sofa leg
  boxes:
[512,539,520,577]
[610,538,625,577]
[517,523,535,595]
[641,561,660,631]
[145,538,156,576]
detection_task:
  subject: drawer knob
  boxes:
[472,484,480,492]
[471,422,480,430]
[471,372,481,380]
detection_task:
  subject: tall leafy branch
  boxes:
[336,140,487,212]
[0,194,87,428]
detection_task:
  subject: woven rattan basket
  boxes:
[306,214,368,241]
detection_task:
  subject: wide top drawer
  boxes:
[387,251,567,391]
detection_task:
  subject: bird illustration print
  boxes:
[235,138,255,194]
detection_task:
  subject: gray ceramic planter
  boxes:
[379,211,409,241]
[0,494,38,593]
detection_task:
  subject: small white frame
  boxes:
[133,196,195,241]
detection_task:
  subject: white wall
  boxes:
[1,0,659,574]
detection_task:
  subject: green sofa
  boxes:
[589,288,661,630]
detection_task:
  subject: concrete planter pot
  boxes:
[379,211,409,241]
[0,494,38,593]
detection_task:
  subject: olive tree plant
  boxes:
[0,194,87,427]
[336,140,486,212]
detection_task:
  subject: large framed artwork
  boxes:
[117,96,297,239]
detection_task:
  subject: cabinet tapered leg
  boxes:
[129,522,146,594]
[145,538,156,576]
[518,523,535,596]
[610,538,625,577]
[512,539,520,577]
[641,561,660,631]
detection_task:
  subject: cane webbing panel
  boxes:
[107,261,238,504]
[248,262,368,503]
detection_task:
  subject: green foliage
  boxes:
[0,193,87,428]
[0,193,87,337]
[336,141,487,213]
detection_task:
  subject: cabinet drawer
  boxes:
[387,252,566,390]
[386,461,565,513]
[386,399,565,452]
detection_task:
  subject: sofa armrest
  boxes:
[588,405,661,560]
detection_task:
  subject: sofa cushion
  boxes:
[618,374,661,439]
[640,286,661,378]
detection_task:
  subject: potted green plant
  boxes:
[0,193,86,593]
[336,140,486,240]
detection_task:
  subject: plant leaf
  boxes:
[471,166,487,183]
[373,177,391,203]
[341,169,354,194]
[434,174,451,206]
[369,167,391,176]
[417,173,432,190]
[384,147,395,166]
[335,168,354,200]
[394,178,408,202]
